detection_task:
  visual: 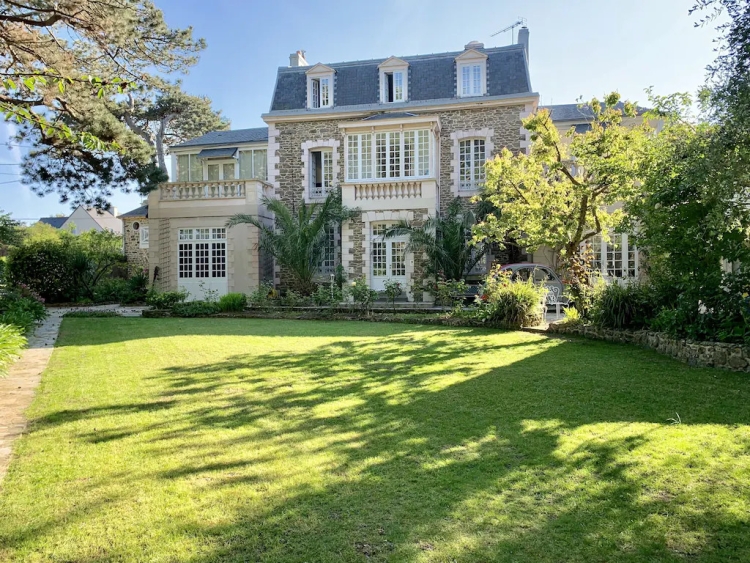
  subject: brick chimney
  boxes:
[289,50,308,67]
[517,26,529,63]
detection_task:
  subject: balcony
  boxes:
[341,179,438,211]
[160,180,252,200]
[150,179,274,220]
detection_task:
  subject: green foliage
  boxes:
[0,323,26,375]
[68,230,126,300]
[334,264,347,289]
[248,282,276,309]
[349,278,378,314]
[21,222,72,244]
[227,191,354,295]
[430,276,467,308]
[92,278,129,303]
[560,306,582,326]
[171,301,220,318]
[591,282,658,330]
[217,293,248,313]
[0,211,22,247]
[383,279,403,311]
[312,284,344,306]
[6,241,77,302]
[476,93,650,264]
[145,289,188,310]
[386,198,488,281]
[280,289,309,308]
[472,267,547,328]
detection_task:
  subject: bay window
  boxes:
[459,139,486,191]
[346,129,430,181]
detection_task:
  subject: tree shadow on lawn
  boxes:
[18,319,750,561]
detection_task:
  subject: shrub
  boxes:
[145,289,188,310]
[349,278,377,314]
[430,276,467,308]
[559,306,582,326]
[171,301,219,317]
[248,282,276,309]
[6,240,77,302]
[591,281,658,330]
[312,284,344,306]
[93,278,130,303]
[0,286,48,333]
[472,266,547,328]
[122,270,149,304]
[0,323,26,375]
[218,292,247,312]
[383,279,403,311]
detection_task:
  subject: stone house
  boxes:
[122,27,640,300]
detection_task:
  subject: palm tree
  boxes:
[227,190,351,295]
[385,197,489,281]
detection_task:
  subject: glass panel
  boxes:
[320,225,336,274]
[222,162,235,180]
[195,228,211,240]
[372,242,387,277]
[322,150,333,192]
[178,243,193,278]
[195,243,210,278]
[239,151,253,179]
[459,140,471,191]
[473,139,486,184]
[177,155,189,182]
[178,229,193,241]
[606,235,623,277]
[311,78,320,108]
[628,241,637,278]
[361,133,373,179]
[189,155,202,181]
[389,131,401,178]
[207,164,220,181]
[320,77,329,107]
[375,133,387,179]
[391,241,406,277]
[473,64,481,94]
[253,150,267,180]
[212,228,226,240]
[403,131,415,177]
[417,130,429,176]
[212,242,226,278]
[394,71,404,101]
[348,135,358,180]
[462,66,470,95]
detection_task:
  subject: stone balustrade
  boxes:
[159,180,247,200]
[353,181,423,201]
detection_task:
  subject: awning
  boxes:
[196,147,238,159]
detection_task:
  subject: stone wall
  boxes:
[122,217,149,273]
[547,323,750,372]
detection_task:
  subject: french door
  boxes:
[371,222,407,291]
[206,161,236,181]
[177,228,228,300]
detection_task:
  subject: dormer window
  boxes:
[306,64,335,109]
[455,48,487,98]
[378,57,409,104]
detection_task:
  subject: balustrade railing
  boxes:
[353,181,423,201]
[160,180,247,200]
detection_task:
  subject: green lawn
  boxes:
[1,319,749,562]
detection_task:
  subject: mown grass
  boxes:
[0,318,749,562]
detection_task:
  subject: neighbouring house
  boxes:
[120,204,149,273]
[38,205,123,235]
[131,27,643,301]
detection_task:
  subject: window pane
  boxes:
[207,164,220,181]
[177,155,189,182]
[311,78,320,108]
[394,72,404,101]
[212,242,226,278]
[473,139,486,183]
[222,163,235,180]
[389,131,401,178]
[320,78,329,107]
[189,155,202,181]
[403,131,415,177]
[417,130,430,176]
[361,134,373,179]
[391,241,406,276]
[375,133,387,178]
[459,140,471,190]
[472,65,481,94]
[239,151,253,179]
[195,243,210,278]
[322,150,333,189]
[178,243,193,278]
[348,135,359,180]
[253,150,267,180]
[462,66,470,95]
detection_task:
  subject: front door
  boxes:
[371,222,407,291]
[177,227,228,300]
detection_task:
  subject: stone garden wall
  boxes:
[547,323,750,372]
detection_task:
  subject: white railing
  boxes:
[458,180,484,192]
[160,180,247,200]
[353,181,423,201]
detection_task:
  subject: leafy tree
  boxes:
[227,191,354,295]
[385,197,489,281]
[0,211,22,247]
[0,1,226,207]
[474,93,651,267]
[69,230,126,300]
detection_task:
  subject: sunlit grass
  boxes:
[0,318,749,562]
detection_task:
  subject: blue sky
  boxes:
[0,0,722,221]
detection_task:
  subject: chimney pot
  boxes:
[517,26,529,62]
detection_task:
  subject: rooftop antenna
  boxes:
[491,17,527,44]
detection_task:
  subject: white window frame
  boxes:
[238,148,268,181]
[206,159,237,181]
[458,138,487,193]
[455,49,487,98]
[177,228,227,280]
[306,64,335,109]
[450,129,494,196]
[378,57,409,104]
[176,153,204,182]
[301,139,340,201]
[345,129,431,181]
[583,233,639,279]
[139,225,149,249]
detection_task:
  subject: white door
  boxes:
[371,222,408,291]
[177,227,228,300]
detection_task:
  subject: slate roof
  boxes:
[37,217,66,228]
[542,102,647,122]
[196,147,238,159]
[171,127,268,149]
[120,205,148,218]
[268,44,533,115]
